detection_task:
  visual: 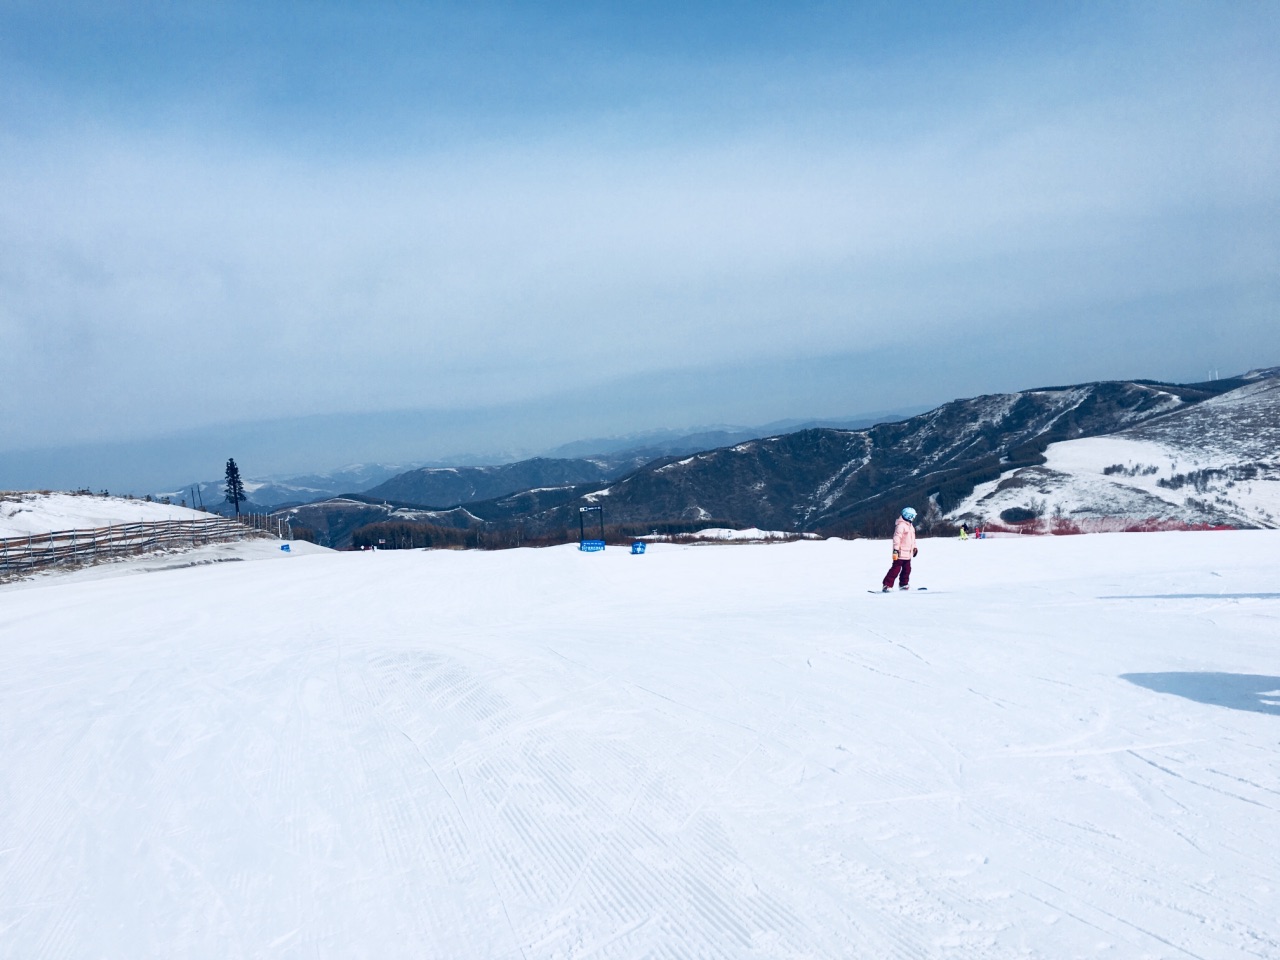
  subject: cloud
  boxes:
[0,2,1277,462]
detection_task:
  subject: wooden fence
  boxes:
[0,517,272,577]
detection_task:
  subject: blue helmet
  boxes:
[901,507,917,521]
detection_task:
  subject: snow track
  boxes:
[1,533,1278,957]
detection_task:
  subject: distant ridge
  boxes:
[282,370,1277,547]
[360,458,617,509]
[358,411,924,511]
[544,409,925,460]
[161,411,923,514]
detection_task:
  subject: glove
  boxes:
[913,547,918,557]
[892,551,899,561]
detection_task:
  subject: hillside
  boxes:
[4,531,1278,956]
[360,416,920,512]
[280,496,484,550]
[360,457,620,508]
[952,372,1280,530]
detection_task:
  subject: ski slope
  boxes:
[2,532,1278,958]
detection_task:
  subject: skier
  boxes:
[881,507,918,591]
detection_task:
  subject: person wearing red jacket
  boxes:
[881,507,918,591]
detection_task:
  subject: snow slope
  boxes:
[2,533,1278,958]
[952,375,1280,529]
[0,491,213,539]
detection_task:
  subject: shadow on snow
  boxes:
[1122,672,1280,716]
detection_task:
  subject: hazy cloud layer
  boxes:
[1,2,1276,483]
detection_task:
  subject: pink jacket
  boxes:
[892,517,916,558]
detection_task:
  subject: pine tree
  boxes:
[224,458,246,517]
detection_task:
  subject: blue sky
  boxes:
[1,1,1277,488]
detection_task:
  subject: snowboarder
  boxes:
[959,522,970,540]
[882,507,918,591]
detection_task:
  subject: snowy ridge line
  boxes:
[0,517,267,576]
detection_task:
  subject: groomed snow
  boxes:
[2,532,1278,958]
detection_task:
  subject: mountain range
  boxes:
[279,368,1279,548]
[157,463,424,516]
[161,413,918,516]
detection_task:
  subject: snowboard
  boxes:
[868,587,928,593]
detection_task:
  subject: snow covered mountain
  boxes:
[952,371,1280,531]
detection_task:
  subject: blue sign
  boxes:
[280,543,291,552]
[631,542,646,554]
[579,539,606,552]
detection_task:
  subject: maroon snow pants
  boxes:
[882,558,912,589]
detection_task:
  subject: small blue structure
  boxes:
[580,539,606,552]
[280,543,291,552]
[631,541,646,555]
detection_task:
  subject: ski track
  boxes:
[1,533,1278,957]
